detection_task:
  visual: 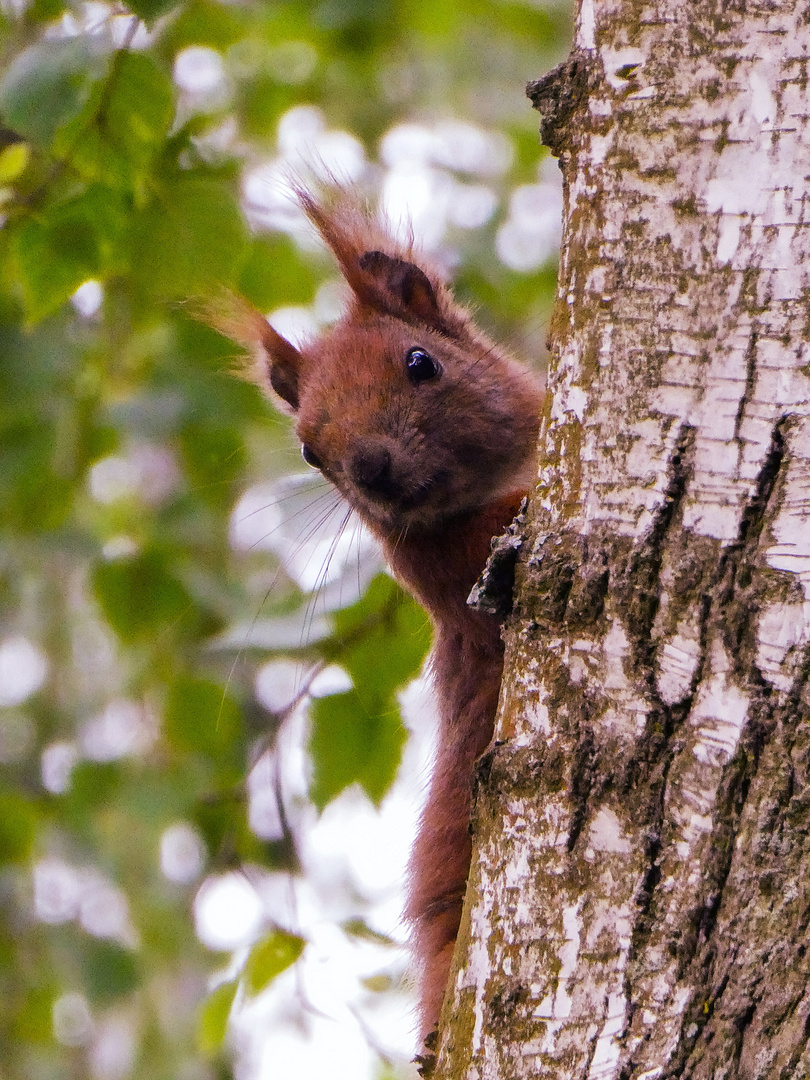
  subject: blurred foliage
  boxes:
[0,0,569,1077]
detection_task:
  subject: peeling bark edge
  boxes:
[468,498,530,618]
[526,50,598,158]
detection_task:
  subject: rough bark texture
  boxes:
[432,3,810,1078]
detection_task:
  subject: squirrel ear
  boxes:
[260,324,301,411]
[357,251,441,325]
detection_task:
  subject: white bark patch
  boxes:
[690,640,750,768]
[569,384,589,421]
[523,691,551,739]
[587,989,628,1080]
[467,868,496,1056]
[587,807,632,856]
[596,618,649,737]
[755,601,807,692]
[715,216,741,265]
[568,638,597,685]
[577,0,596,50]
[600,47,646,91]
[533,900,582,1046]
[503,643,553,745]
[449,789,574,1065]
[749,67,777,126]
[552,879,636,1078]
[656,618,702,705]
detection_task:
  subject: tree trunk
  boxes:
[432,4,810,1078]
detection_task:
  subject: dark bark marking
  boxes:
[628,815,665,900]
[618,429,705,804]
[489,983,532,1023]
[733,327,760,446]
[729,416,786,563]
[683,420,787,728]
[623,425,696,673]
[522,531,615,634]
[523,535,578,626]
[566,546,610,627]
[566,720,596,852]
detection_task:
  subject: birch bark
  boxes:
[432,3,810,1078]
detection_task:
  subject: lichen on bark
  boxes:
[433,3,810,1078]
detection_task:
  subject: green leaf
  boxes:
[180,423,245,509]
[0,418,74,530]
[238,235,318,310]
[68,762,122,810]
[340,918,397,946]
[92,549,195,644]
[126,0,180,24]
[108,52,173,159]
[165,0,247,52]
[11,983,58,1044]
[132,176,248,297]
[197,978,238,1056]
[0,791,37,864]
[15,215,94,324]
[27,0,67,20]
[309,689,407,809]
[242,930,305,997]
[332,575,431,709]
[58,51,174,189]
[14,185,128,323]
[81,939,139,1004]
[0,37,109,149]
[0,142,30,183]
[164,676,242,759]
[308,576,429,809]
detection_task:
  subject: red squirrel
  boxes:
[209,188,542,1044]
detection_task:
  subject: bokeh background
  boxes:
[0,1,571,1077]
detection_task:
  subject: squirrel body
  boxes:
[214,189,542,1041]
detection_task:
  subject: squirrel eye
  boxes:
[405,347,442,384]
[301,444,323,470]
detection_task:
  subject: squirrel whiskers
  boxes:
[207,186,543,1044]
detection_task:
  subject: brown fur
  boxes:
[206,188,542,1043]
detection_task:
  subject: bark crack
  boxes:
[732,326,760,448]
[624,425,696,678]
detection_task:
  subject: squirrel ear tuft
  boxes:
[291,187,459,333]
[357,250,442,326]
[194,293,302,412]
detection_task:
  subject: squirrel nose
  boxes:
[349,444,397,499]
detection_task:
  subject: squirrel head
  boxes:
[207,189,542,538]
